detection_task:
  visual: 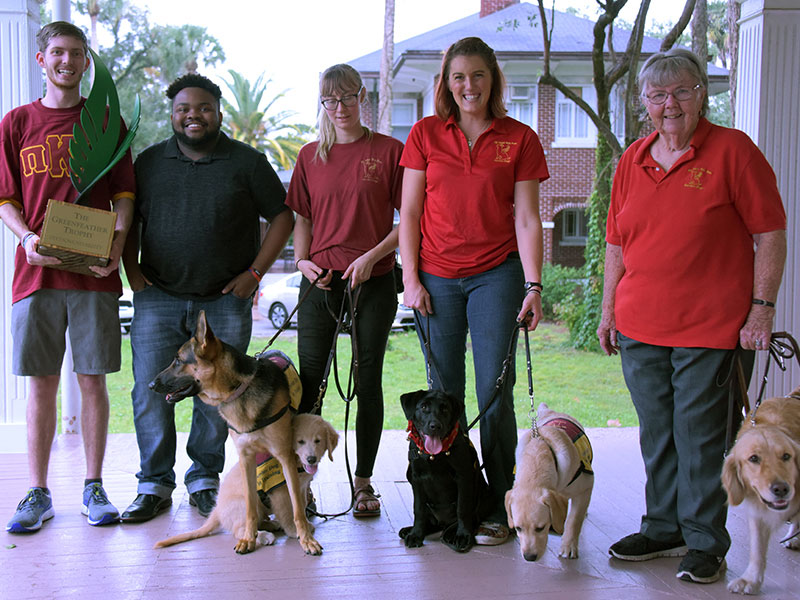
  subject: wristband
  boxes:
[526,288,541,296]
[752,298,775,308]
[295,258,307,271]
[247,267,262,282]
[21,231,36,249]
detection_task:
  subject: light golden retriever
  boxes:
[154,414,338,550]
[505,403,594,561]
[264,414,338,537]
[722,387,800,594]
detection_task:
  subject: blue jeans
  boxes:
[617,332,754,555]
[130,285,252,498]
[417,256,524,521]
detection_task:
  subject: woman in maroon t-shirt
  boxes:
[286,64,404,518]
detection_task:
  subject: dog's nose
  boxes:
[771,480,790,498]
[307,455,317,465]
[523,552,538,562]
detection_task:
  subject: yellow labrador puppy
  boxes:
[722,388,800,595]
[505,403,594,561]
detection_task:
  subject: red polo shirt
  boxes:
[607,118,786,349]
[401,115,549,278]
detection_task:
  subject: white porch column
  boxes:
[737,0,800,398]
[0,0,40,452]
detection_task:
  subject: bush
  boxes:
[541,263,583,322]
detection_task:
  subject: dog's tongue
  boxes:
[424,435,443,455]
[304,463,318,475]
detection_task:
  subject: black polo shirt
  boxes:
[133,133,288,299]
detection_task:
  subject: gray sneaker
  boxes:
[6,487,54,533]
[82,483,120,526]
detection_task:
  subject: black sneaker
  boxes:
[676,549,726,583]
[609,532,688,561]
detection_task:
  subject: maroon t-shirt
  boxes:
[0,99,135,302]
[286,133,403,277]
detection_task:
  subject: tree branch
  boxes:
[661,0,695,51]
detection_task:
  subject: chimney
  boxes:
[480,0,519,18]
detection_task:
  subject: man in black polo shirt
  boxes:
[120,74,293,522]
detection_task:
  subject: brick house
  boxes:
[349,0,728,267]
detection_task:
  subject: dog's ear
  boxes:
[505,490,515,529]
[543,489,567,534]
[325,421,340,460]
[400,390,426,420]
[194,310,219,359]
[447,393,464,422]
[721,453,745,506]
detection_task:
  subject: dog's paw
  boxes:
[785,537,800,550]
[399,526,425,548]
[300,535,323,556]
[442,524,473,553]
[558,540,579,559]
[234,538,256,554]
[256,531,277,546]
[728,577,761,595]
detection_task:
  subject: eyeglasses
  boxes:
[320,94,359,110]
[643,84,703,105]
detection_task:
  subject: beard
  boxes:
[172,121,220,149]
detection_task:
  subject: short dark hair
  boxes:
[36,21,88,55]
[434,37,507,121]
[166,74,222,106]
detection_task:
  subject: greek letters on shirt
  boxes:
[19,134,72,179]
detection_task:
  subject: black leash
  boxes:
[257,271,323,354]
[752,332,800,422]
[307,279,362,519]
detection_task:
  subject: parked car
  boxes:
[258,271,415,330]
[118,289,134,333]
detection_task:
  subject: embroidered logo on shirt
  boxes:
[684,167,712,189]
[494,141,517,163]
[361,158,383,183]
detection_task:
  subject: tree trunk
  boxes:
[377,0,395,136]
[692,0,709,70]
[727,0,740,125]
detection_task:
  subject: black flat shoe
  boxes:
[189,489,217,517]
[120,494,172,523]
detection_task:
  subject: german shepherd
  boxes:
[150,310,322,555]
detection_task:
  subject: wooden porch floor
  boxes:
[1,428,798,600]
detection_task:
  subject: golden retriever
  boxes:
[505,403,594,561]
[154,414,338,551]
[264,414,338,537]
[722,387,800,594]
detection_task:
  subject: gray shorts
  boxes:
[11,289,121,376]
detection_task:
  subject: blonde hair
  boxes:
[314,64,373,163]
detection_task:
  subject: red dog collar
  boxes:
[406,420,460,457]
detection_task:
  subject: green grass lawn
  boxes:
[104,322,636,433]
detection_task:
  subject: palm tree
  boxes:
[221,70,312,170]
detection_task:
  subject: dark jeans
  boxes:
[617,332,755,555]
[297,270,396,479]
[416,255,524,522]
[130,285,252,497]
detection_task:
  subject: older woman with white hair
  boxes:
[598,48,787,583]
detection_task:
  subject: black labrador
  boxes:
[399,389,489,552]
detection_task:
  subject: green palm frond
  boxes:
[69,49,140,205]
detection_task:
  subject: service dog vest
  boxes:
[541,416,594,484]
[255,351,303,494]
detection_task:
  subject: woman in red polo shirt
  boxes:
[598,49,786,584]
[287,63,404,518]
[399,37,550,545]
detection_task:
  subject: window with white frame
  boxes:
[609,83,626,141]
[391,99,417,143]
[561,208,588,245]
[507,84,537,130]
[554,86,597,147]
